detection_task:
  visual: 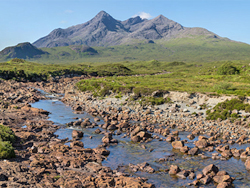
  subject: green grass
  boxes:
[1,35,250,63]
[76,60,250,98]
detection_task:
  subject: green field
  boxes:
[1,35,250,63]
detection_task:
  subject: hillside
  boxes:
[0,42,48,61]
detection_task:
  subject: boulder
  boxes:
[202,164,219,176]
[169,165,180,175]
[195,139,208,149]
[172,141,184,149]
[72,130,84,139]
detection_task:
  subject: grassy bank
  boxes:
[77,60,250,97]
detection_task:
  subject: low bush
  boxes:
[217,63,239,75]
[0,124,16,143]
[0,125,16,159]
[0,141,15,159]
[206,98,250,121]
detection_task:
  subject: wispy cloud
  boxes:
[60,20,67,24]
[132,12,152,19]
[65,10,73,14]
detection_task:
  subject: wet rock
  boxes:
[221,150,233,158]
[217,182,233,188]
[188,172,196,180]
[172,141,184,149]
[245,158,250,170]
[94,128,101,134]
[188,147,199,155]
[202,164,219,176]
[213,174,233,184]
[93,147,110,156]
[188,180,199,186]
[72,130,83,139]
[196,173,204,180]
[180,146,189,153]
[187,134,195,140]
[176,170,190,179]
[200,175,212,184]
[131,135,141,142]
[195,139,208,149]
[70,141,84,148]
[169,165,180,175]
[166,136,175,142]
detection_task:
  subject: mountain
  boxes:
[1,11,250,63]
[33,11,219,48]
[0,42,48,59]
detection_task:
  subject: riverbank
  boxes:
[0,79,154,187]
[26,77,250,187]
[1,77,250,187]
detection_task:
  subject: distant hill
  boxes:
[0,42,48,60]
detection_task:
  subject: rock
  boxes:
[202,164,219,176]
[137,131,152,139]
[70,141,84,148]
[172,141,184,149]
[188,180,199,186]
[180,146,189,153]
[188,172,196,180]
[93,148,110,155]
[196,173,204,180]
[217,182,233,188]
[195,139,208,149]
[94,128,101,134]
[221,150,233,158]
[72,130,83,139]
[213,175,233,184]
[145,109,151,115]
[131,136,141,142]
[166,136,175,142]
[176,170,190,179]
[187,134,195,140]
[169,165,180,175]
[200,175,212,184]
[245,158,250,170]
[188,147,199,155]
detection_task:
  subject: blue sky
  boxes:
[0,0,250,50]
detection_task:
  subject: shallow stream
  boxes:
[31,97,250,187]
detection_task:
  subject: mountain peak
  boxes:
[94,10,112,20]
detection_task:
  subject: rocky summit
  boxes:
[33,10,219,48]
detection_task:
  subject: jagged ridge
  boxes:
[33,11,218,48]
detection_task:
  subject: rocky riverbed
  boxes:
[1,77,250,187]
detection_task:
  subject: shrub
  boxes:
[206,98,250,121]
[0,124,16,143]
[0,141,15,159]
[213,82,232,92]
[217,63,239,75]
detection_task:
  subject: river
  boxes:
[31,96,250,187]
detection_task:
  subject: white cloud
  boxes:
[65,10,73,14]
[132,12,152,19]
